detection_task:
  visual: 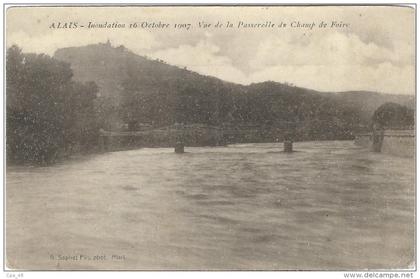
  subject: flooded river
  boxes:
[6,141,415,270]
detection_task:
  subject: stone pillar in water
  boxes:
[283,129,294,153]
[174,123,185,153]
[98,129,106,152]
[175,141,184,153]
[372,128,384,153]
[99,136,105,152]
[284,140,293,153]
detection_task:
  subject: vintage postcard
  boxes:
[4,5,415,271]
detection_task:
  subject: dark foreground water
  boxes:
[6,141,415,270]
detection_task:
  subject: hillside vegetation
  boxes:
[54,42,413,132]
[6,42,415,164]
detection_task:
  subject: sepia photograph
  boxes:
[4,4,416,272]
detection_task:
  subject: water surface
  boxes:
[6,141,415,270]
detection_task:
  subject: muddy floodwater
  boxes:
[6,141,415,270]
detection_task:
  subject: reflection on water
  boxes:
[6,141,415,270]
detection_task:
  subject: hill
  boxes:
[54,42,415,140]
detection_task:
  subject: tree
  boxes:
[6,46,99,164]
[63,81,99,153]
[372,102,414,129]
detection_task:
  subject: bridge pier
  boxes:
[372,129,384,152]
[175,141,185,153]
[284,140,293,153]
[98,135,106,152]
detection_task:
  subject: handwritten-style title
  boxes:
[49,20,350,31]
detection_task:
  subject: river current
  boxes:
[6,141,415,270]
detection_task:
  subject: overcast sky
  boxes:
[6,6,415,95]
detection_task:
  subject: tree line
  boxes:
[6,46,100,164]
[6,45,414,165]
[119,74,362,141]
